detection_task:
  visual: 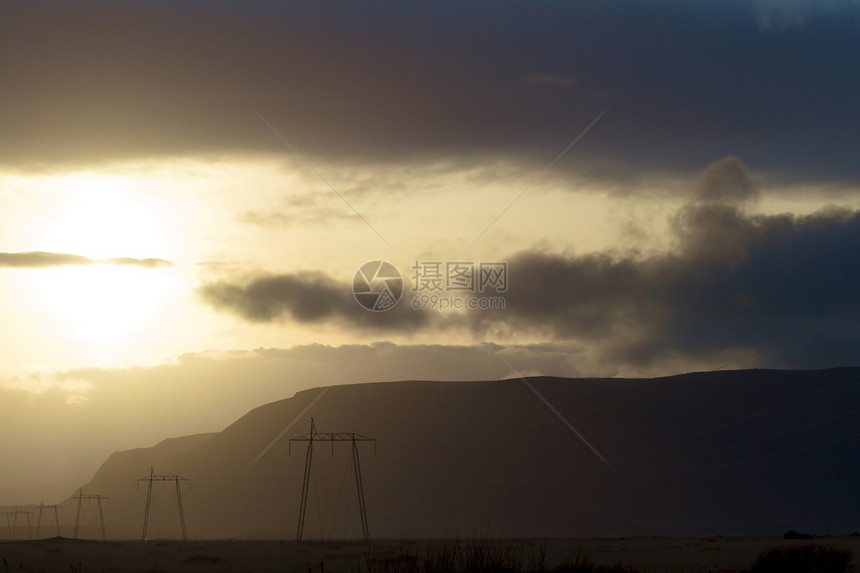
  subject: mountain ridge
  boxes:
[62,367,860,539]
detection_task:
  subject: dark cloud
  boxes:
[753,0,859,29]
[0,251,173,268]
[198,271,441,331]
[497,200,860,369]
[1,1,858,187]
[694,155,758,205]
[200,156,860,370]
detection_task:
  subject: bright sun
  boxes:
[38,173,170,259]
[25,172,178,361]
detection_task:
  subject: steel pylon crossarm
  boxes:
[137,466,191,541]
[72,489,109,540]
[292,432,376,442]
[35,502,62,538]
[289,418,376,543]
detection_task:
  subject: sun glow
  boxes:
[19,172,180,363]
[30,266,175,348]
[37,173,170,260]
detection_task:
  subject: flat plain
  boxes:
[3,536,860,573]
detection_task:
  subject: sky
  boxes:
[1,0,859,500]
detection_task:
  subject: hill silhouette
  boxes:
[66,368,860,539]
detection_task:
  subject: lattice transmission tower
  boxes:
[35,502,62,538]
[290,418,376,543]
[2,509,34,539]
[0,512,14,538]
[14,509,33,539]
[72,489,108,540]
[137,466,191,541]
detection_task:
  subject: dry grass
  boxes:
[358,541,637,573]
[0,537,857,573]
[746,545,853,573]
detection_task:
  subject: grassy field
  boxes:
[1,536,859,573]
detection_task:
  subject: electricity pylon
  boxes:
[290,418,376,543]
[72,489,108,540]
[0,512,14,538]
[13,509,34,539]
[137,466,191,541]
[35,502,62,538]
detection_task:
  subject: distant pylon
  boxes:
[12,509,34,539]
[35,502,62,538]
[72,489,108,541]
[290,418,376,543]
[137,466,191,541]
[0,512,13,538]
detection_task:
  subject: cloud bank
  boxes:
[2,2,858,187]
[198,271,442,332]
[200,157,860,370]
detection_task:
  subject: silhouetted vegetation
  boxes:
[358,541,638,573]
[2,538,857,572]
[747,545,852,573]
[783,530,815,540]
